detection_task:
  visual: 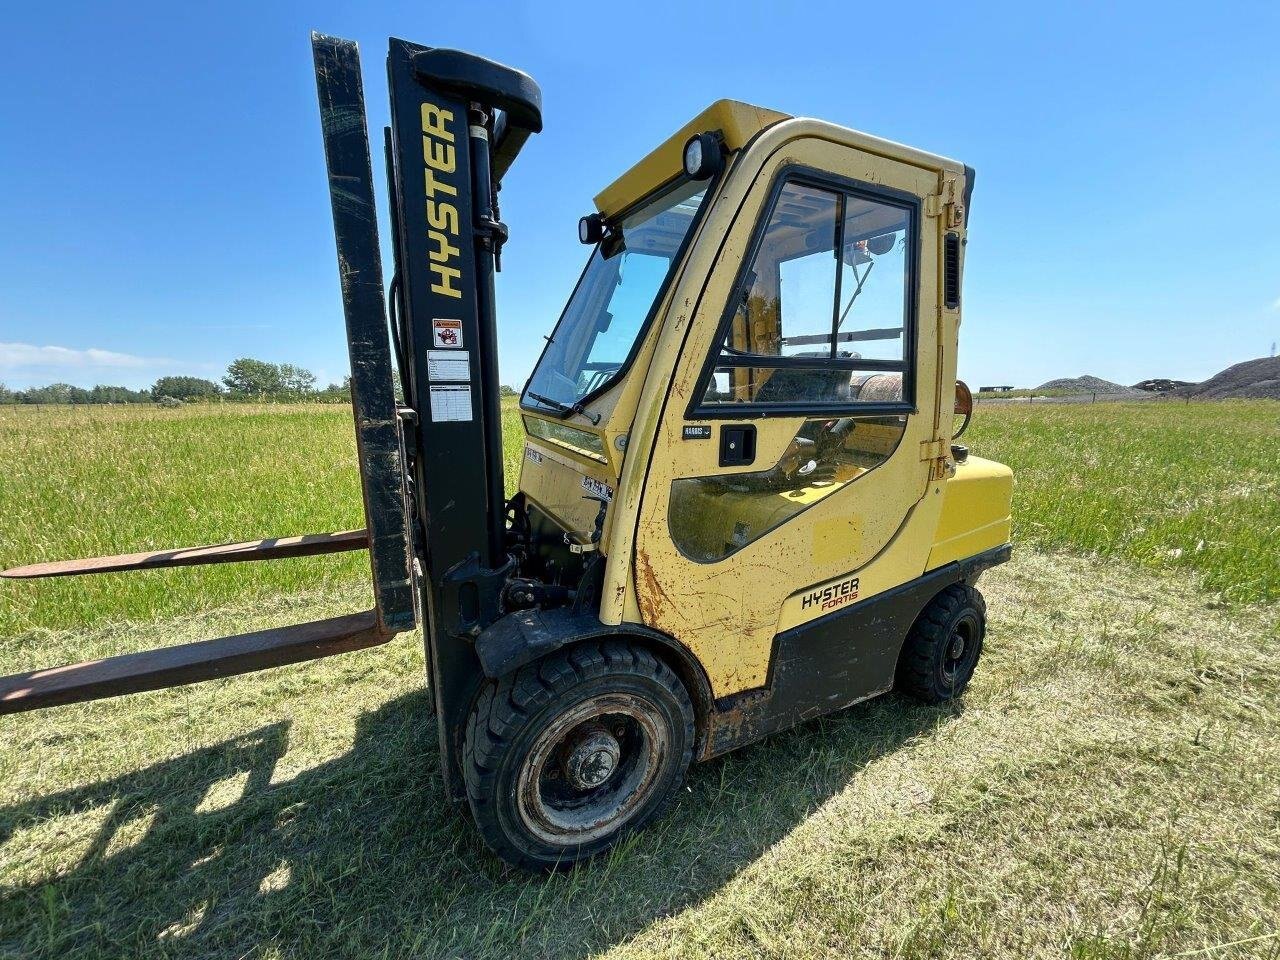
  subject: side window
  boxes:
[838,195,910,361]
[734,183,839,360]
[699,177,914,409]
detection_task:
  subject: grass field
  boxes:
[965,401,1280,606]
[2,400,1278,958]
[0,403,527,635]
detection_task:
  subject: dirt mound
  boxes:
[1035,375,1142,396]
[1177,356,1280,399]
[1133,378,1195,393]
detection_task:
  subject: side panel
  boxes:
[704,546,1009,756]
[518,438,618,548]
[927,456,1013,570]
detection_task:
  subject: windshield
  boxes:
[523,179,710,411]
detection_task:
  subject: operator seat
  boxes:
[754,367,852,404]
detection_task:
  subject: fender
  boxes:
[473,607,715,738]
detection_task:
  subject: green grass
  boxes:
[0,403,528,635]
[1,399,1278,958]
[974,387,1089,399]
[2,400,1276,632]
[966,400,1280,605]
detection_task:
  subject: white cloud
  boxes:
[0,342,217,389]
[0,342,165,370]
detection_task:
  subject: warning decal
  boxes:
[433,318,464,348]
[580,475,614,502]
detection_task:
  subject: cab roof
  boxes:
[593,99,789,218]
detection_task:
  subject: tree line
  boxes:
[0,359,353,406]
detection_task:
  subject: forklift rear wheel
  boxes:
[463,640,695,870]
[897,583,987,703]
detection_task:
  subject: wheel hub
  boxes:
[516,696,669,846]
[948,635,966,661]
[562,725,621,790]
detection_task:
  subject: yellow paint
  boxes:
[594,100,790,219]
[519,439,619,549]
[926,455,1013,570]
[814,515,861,567]
[420,101,464,299]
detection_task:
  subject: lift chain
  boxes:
[469,103,510,270]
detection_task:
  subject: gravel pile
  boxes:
[1035,375,1143,396]
[1176,356,1280,400]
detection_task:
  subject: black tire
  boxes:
[897,583,987,704]
[463,640,695,871]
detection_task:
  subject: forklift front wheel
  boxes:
[463,640,695,870]
[897,583,987,704]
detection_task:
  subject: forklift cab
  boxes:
[483,99,1012,866]
[516,100,1009,697]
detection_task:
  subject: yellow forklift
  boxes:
[0,34,1012,870]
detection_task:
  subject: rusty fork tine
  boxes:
[0,529,369,580]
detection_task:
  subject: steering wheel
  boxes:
[772,420,850,487]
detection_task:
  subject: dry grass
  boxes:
[0,553,1276,958]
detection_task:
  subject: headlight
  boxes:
[683,132,723,180]
[578,213,604,245]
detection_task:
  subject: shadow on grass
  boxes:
[0,691,955,958]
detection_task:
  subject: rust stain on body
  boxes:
[634,547,676,630]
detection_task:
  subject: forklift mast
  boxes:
[318,35,543,793]
[0,35,543,799]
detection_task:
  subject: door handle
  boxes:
[719,425,756,467]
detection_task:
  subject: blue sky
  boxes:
[2,1,1277,392]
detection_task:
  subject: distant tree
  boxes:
[315,376,352,403]
[279,363,317,394]
[223,358,284,395]
[0,382,14,404]
[89,384,151,404]
[499,384,518,398]
[22,383,77,404]
[152,376,220,401]
[13,382,154,404]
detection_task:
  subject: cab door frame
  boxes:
[600,120,968,718]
